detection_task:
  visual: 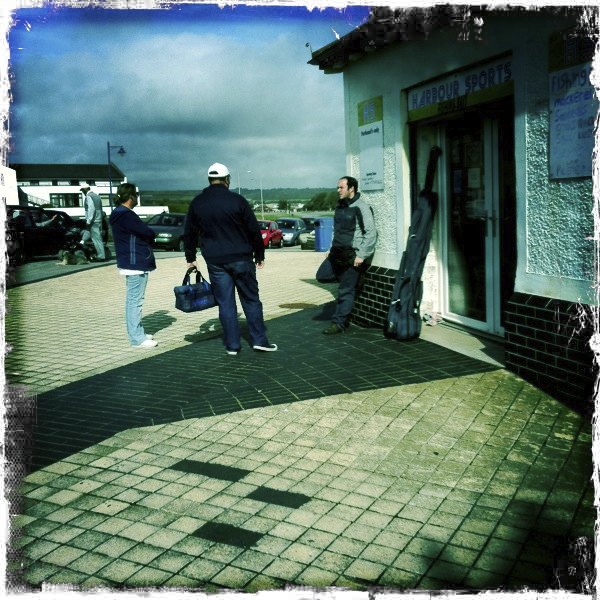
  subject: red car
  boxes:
[257,220,283,248]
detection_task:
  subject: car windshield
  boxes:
[257,221,270,229]
[147,214,184,226]
[277,220,298,229]
[146,213,166,225]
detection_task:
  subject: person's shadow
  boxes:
[311,301,336,321]
[183,317,222,343]
[142,310,177,336]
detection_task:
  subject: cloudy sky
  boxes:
[6,2,371,191]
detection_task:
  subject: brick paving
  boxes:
[4,249,595,594]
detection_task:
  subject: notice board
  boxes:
[548,29,597,179]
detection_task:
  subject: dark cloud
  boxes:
[7,5,369,190]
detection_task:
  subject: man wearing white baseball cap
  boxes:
[80,183,106,261]
[184,162,277,355]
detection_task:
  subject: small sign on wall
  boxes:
[358,96,384,191]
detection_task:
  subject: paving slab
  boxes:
[4,249,595,594]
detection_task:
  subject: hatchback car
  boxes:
[7,206,83,262]
[146,212,187,251]
[277,218,307,246]
[257,220,283,248]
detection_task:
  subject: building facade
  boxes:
[9,163,127,208]
[310,7,597,410]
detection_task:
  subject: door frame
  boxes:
[417,107,513,337]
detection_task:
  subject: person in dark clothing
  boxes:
[184,162,277,355]
[109,182,158,349]
[316,175,377,334]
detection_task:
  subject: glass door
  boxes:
[441,111,515,335]
[445,116,489,326]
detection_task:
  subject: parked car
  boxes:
[46,208,110,244]
[300,230,316,250]
[7,205,85,262]
[257,220,283,248]
[298,216,318,248]
[276,218,307,246]
[146,212,187,251]
[301,216,317,232]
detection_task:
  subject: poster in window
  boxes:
[549,62,596,179]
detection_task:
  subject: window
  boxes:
[49,193,81,208]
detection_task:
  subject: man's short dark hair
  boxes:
[342,176,359,194]
[208,175,231,185]
[115,182,137,204]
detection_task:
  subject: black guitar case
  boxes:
[384,146,442,340]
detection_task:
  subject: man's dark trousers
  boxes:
[207,260,269,352]
[316,257,366,329]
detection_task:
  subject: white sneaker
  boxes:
[253,343,278,352]
[145,334,154,340]
[134,339,158,349]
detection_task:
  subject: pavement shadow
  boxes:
[391,500,593,591]
[9,256,116,288]
[142,310,177,336]
[311,301,336,321]
[24,304,498,471]
[183,317,223,343]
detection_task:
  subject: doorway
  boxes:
[413,104,516,336]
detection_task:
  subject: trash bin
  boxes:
[314,217,334,252]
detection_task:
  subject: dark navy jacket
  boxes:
[109,204,157,271]
[184,183,264,265]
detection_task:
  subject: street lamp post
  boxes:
[260,180,264,219]
[247,170,264,218]
[107,142,126,211]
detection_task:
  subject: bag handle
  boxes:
[182,266,203,286]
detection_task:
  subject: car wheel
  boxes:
[268,239,272,248]
[178,239,185,252]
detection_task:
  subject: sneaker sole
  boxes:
[252,345,278,352]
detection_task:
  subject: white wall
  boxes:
[1,165,19,205]
[338,10,593,305]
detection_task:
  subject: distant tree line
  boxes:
[142,187,335,214]
[303,190,339,211]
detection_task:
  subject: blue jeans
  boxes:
[125,273,148,346]
[89,222,105,259]
[207,260,269,351]
[316,257,365,328]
